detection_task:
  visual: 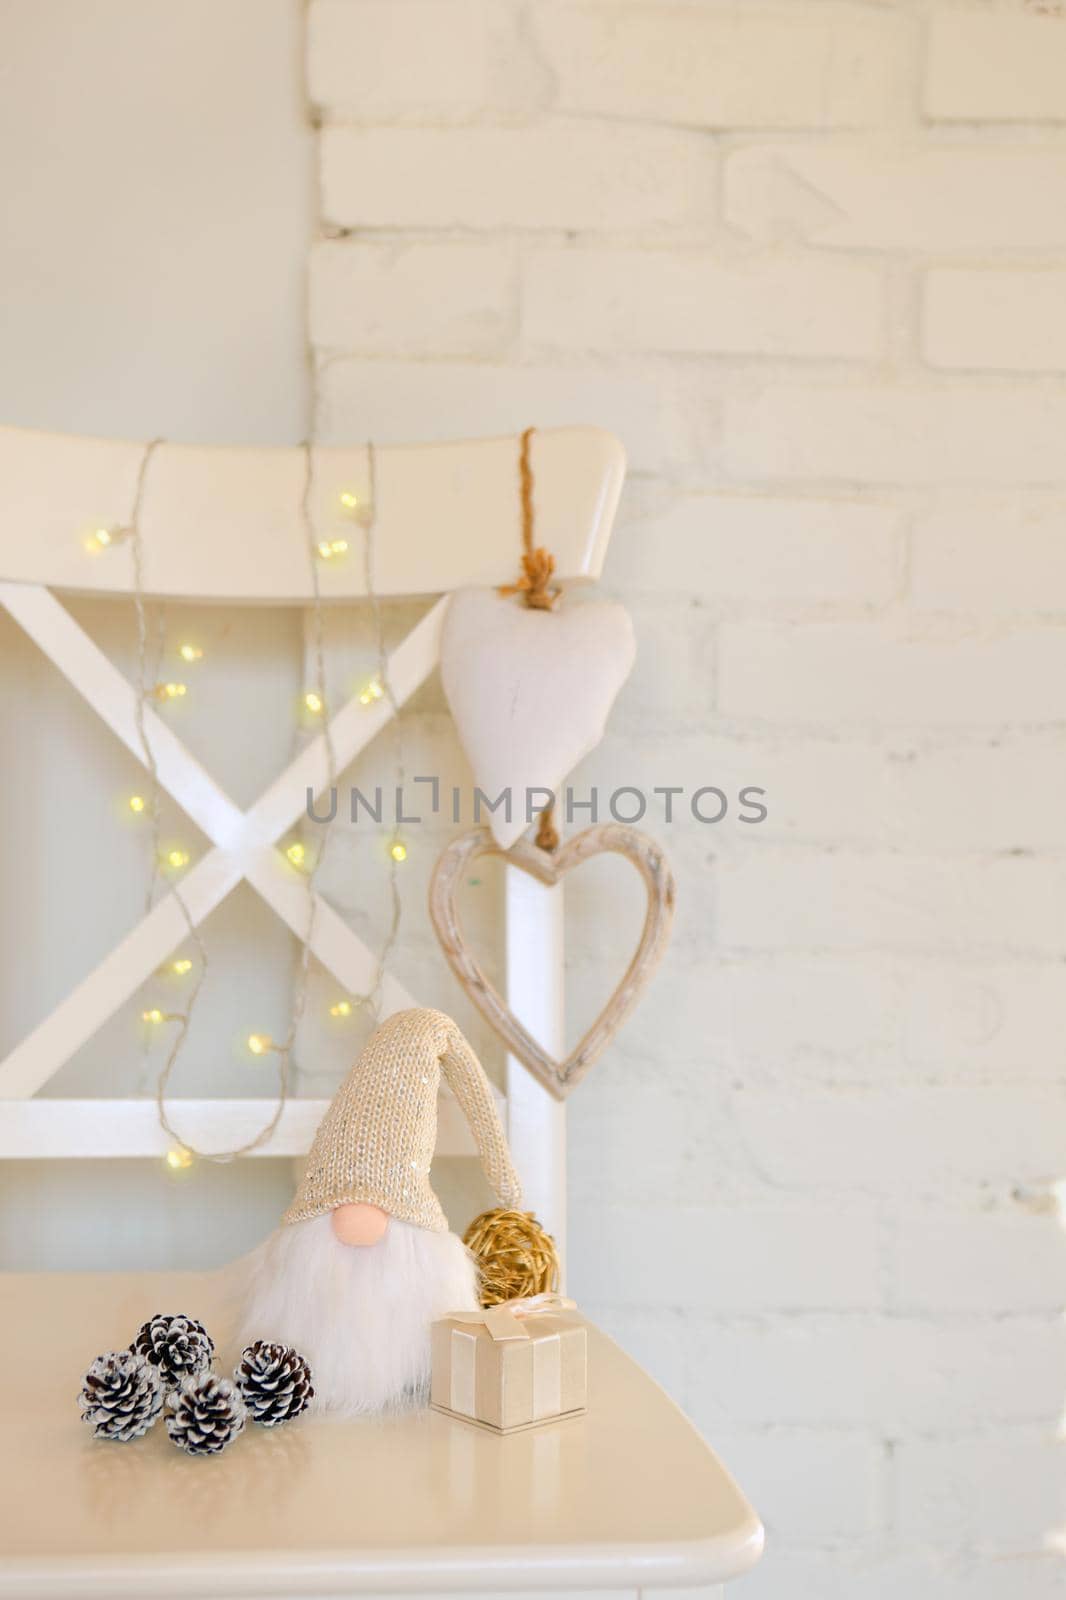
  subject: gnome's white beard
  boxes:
[236,1214,479,1418]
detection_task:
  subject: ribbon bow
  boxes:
[449,1291,577,1343]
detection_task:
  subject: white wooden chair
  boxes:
[0,422,762,1599]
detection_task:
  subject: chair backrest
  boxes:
[0,422,626,1265]
[0,425,624,596]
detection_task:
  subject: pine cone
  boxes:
[165,1372,246,1456]
[235,1341,314,1427]
[78,1350,163,1442]
[131,1313,214,1389]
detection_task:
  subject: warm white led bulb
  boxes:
[316,536,349,561]
[84,525,126,555]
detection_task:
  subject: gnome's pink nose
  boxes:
[331,1202,390,1247]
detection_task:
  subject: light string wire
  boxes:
[134,558,170,1096]
[358,441,406,1011]
[122,438,403,1163]
[294,440,404,1022]
[127,439,227,1158]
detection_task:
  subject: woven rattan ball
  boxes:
[462,1208,559,1307]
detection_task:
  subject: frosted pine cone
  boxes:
[79,1350,163,1442]
[235,1341,314,1427]
[132,1313,214,1389]
[165,1372,246,1456]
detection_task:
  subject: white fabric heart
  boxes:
[441,588,636,849]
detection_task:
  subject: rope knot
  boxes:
[500,546,559,611]
[533,804,559,853]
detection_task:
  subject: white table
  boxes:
[0,1271,763,1599]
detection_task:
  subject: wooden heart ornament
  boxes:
[429,824,676,1100]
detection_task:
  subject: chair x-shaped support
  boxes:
[0,582,438,1101]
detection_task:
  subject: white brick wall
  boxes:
[912,501,1066,613]
[310,239,517,356]
[308,0,538,121]
[605,491,901,606]
[725,146,1066,251]
[923,269,1066,373]
[720,384,1066,484]
[321,123,715,230]
[718,619,1066,724]
[523,247,885,359]
[303,2,1066,1595]
[925,10,1066,122]
[533,2,903,131]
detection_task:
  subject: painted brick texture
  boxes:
[304,1,1066,1595]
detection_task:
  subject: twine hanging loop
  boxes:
[499,428,560,612]
[497,426,562,851]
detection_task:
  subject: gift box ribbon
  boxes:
[449,1291,577,1343]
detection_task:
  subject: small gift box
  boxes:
[431,1293,587,1434]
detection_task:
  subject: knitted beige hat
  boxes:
[284,1008,522,1232]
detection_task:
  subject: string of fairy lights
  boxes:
[83,441,406,1170]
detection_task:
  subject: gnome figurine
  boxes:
[237,1008,521,1417]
